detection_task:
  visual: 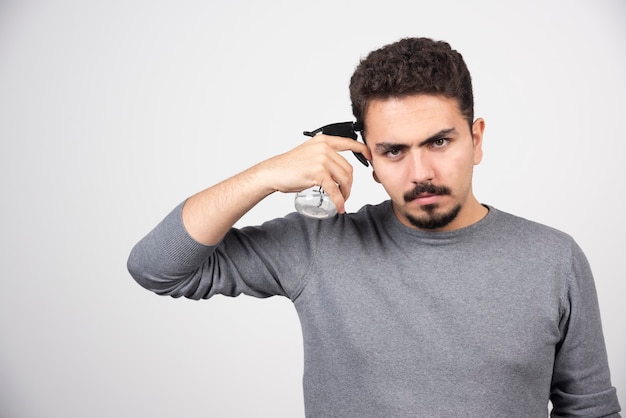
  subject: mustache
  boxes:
[404,183,451,202]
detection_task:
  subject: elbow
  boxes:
[126,243,176,294]
[126,247,209,300]
[126,248,159,291]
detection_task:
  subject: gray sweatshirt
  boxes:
[128,201,621,417]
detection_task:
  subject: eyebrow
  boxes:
[374,127,459,152]
[375,143,410,153]
[418,127,458,147]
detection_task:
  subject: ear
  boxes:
[372,170,381,184]
[471,118,485,165]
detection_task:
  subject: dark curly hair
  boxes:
[349,37,474,131]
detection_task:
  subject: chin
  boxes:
[405,203,462,230]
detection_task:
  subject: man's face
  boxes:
[364,94,485,231]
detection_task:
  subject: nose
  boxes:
[408,150,435,183]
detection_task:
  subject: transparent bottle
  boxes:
[294,186,337,219]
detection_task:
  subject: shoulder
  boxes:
[346,200,393,224]
[486,206,583,260]
[233,202,390,244]
[489,207,574,242]
[256,201,394,247]
[334,201,394,237]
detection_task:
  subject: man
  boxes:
[128,37,620,416]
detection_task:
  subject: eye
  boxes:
[387,147,402,156]
[376,144,408,160]
[384,146,405,159]
[430,138,449,149]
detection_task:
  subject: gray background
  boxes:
[1,0,624,416]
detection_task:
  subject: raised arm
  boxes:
[181,134,371,245]
[127,134,369,298]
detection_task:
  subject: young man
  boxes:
[128,38,620,417]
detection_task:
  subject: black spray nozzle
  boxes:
[303,121,369,167]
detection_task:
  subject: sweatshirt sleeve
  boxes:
[127,202,314,301]
[549,241,621,417]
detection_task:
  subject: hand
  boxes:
[258,134,371,214]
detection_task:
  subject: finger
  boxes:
[308,141,354,199]
[322,134,371,159]
[303,138,355,190]
[327,152,353,200]
[321,154,355,213]
[321,179,347,214]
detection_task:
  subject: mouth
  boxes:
[412,193,442,206]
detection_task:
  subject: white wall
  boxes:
[1,0,624,416]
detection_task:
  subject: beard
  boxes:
[405,203,462,229]
[402,183,461,230]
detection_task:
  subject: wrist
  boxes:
[244,161,280,197]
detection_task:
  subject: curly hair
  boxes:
[349,37,474,130]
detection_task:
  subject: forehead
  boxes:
[364,95,465,141]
